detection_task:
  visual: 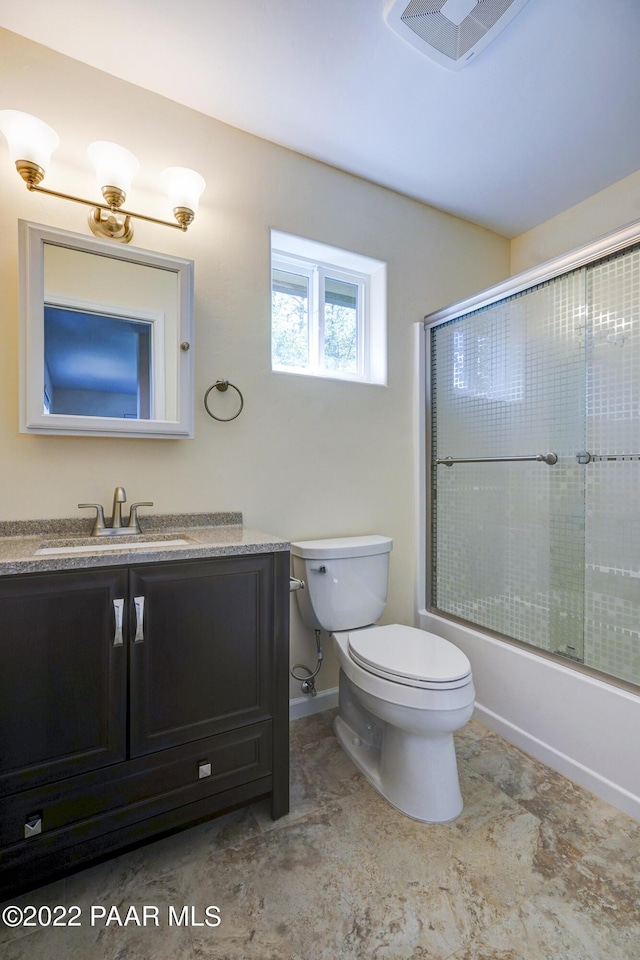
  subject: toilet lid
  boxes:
[348,624,471,689]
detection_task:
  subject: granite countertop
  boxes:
[0,512,289,576]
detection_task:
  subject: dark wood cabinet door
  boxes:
[128,555,275,756]
[0,568,128,796]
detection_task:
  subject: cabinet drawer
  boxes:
[0,722,272,851]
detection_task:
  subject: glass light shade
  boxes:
[160,167,206,213]
[0,110,59,170]
[87,141,140,194]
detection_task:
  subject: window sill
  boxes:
[271,367,387,387]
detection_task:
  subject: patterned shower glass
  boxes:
[584,246,640,683]
[430,269,587,664]
[430,246,640,686]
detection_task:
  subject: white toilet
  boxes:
[291,535,475,822]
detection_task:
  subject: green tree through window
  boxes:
[271,230,387,385]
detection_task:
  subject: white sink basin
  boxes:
[35,537,194,556]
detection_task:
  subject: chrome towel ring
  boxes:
[204,380,244,422]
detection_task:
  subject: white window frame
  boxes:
[271,230,386,386]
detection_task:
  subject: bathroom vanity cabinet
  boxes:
[0,549,289,899]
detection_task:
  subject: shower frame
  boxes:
[420,217,640,695]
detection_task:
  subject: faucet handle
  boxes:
[127,502,154,534]
[78,503,107,536]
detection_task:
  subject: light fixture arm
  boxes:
[24,180,188,231]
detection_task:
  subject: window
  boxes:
[271,230,386,385]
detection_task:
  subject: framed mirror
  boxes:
[19,221,194,438]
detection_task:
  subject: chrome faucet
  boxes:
[78,487,154,537]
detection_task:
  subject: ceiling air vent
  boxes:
[384,0,530,70]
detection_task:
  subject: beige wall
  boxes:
[0,29,510,695]
[511,168,640,275]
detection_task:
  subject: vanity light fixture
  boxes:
[0,110,206,243]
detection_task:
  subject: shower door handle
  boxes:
[435,453,558,467]
[578,451,640,462]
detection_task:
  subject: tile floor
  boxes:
[1,710,639,959]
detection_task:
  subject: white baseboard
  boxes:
[474,702,640,822]
[289,686,338,721]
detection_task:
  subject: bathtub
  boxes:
[418,608,640,821]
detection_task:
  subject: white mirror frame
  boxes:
[19,220,195,438]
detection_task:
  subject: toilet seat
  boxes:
[347,624,472,690]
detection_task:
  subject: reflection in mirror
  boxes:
[20,221,194,438]
[44,305,153,419]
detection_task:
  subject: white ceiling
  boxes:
[1,0,639,238]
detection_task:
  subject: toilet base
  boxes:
[336,671,471,822]
[335,717,463,823]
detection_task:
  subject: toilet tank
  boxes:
[290,535,393,632]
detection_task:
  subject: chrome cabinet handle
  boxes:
[134,596,145,643]
[113,598,124,646]
[24,815,42,839]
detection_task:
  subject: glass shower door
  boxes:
[430,269,587,661]
[583,246,640,684]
